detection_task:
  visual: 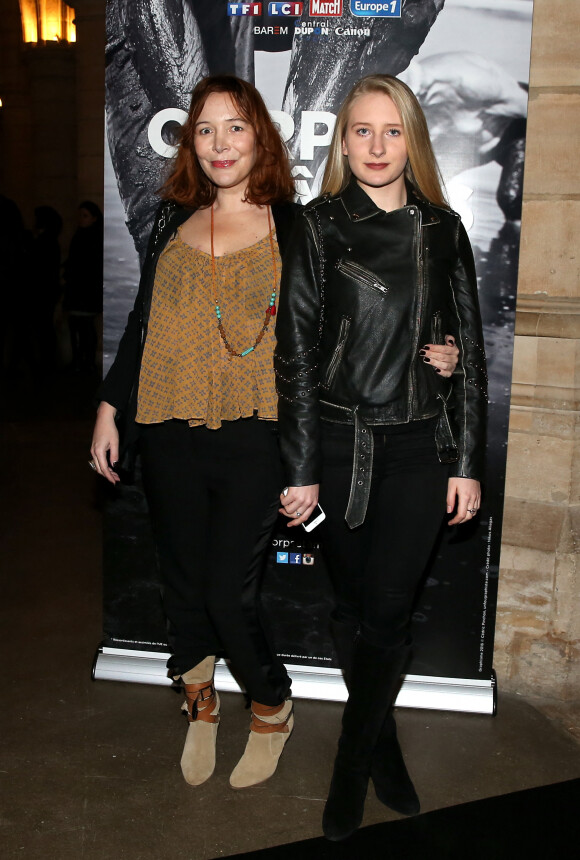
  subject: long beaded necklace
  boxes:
[211,204,277,358]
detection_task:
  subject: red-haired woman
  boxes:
[90,76,298,790]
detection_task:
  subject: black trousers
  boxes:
[318,418,449,649]
[139,417,290,706]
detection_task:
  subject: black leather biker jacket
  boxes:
[274,179,487,526]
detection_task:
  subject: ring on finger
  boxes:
[467,508,477,514]
[294,510,302,517]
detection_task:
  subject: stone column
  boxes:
[0,0,36,224]
[0,0,78,230]
[495,0,580,701]
[24,41,77,223]
[70,0,105,208]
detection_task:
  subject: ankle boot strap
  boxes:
[250,702,293,735]
[183,681,219,724]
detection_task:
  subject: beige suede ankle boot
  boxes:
[229,699,294,789]
[180,657,219,786]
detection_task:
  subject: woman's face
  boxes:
[79,207,97,228]
[194,92,258,195]
[342,92,408,198]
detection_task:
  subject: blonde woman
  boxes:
[275,75,487,840]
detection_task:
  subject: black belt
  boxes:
[320,401,446,528]
[320,401,373,529]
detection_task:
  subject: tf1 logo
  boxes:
[227,2,304,13]
[227,3,262,14]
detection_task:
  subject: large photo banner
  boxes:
[96,0,534,712]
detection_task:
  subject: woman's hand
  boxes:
[279,484,320,528]
[447,477,481,525]
[420,335,459,378]
[90,401,121,485]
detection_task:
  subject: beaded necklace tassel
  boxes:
[211,205,278,359]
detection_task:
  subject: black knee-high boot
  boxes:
[371,710,420,816]
[322,638,412,841]
[329,612,358,688]
[329,616,420,819]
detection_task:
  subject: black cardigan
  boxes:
[98,199,300,469]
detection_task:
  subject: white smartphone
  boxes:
[281,488,326,532]
[302,503,326,532]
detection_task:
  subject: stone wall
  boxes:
[495,0,580,701]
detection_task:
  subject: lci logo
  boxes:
[309,0,342,15]
[350,0,401,17]
[227,3,262,15]
[268,2,303,14]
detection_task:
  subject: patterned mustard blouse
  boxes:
[136,228,281,429]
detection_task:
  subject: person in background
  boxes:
[63,201,104,373]
[0,196,28,372]
[30,205,63,370]
[275,74,487,841]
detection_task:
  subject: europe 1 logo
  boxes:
[350,0,401,17]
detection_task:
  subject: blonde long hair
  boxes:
[322,74,448,208]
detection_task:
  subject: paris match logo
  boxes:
[309,0,343,15]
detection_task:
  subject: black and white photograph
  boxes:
[101,0,534,704]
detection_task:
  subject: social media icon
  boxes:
[290,553,302,564]
[302,554,315,566]
[277,552,289,563]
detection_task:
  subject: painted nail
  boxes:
[435,367,441,373]
[419,349,427,356]
[423,357,431,363]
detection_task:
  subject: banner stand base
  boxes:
[93,647,496,715]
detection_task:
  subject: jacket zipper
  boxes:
[437,391,457,448]
[431,310,443,345]
[322,317,351,389]
[408,208,424,415]
[335,259,389,295]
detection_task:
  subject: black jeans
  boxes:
[139,416,290,705]
[318,418,449,649]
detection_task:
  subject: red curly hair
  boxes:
[160,76,295,208]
